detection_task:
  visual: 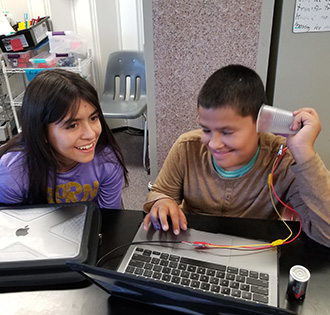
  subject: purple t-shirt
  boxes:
[0,147,124,208]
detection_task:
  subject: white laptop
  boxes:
[0,202,100,288]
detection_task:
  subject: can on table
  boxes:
[288,265,310,300]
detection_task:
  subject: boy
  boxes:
[143,64,330,247]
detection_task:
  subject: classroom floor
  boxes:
[113,128,151,211]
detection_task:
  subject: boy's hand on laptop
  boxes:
[143,198,188,235]
[287,107,321,164]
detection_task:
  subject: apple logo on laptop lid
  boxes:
[16,225,30,237]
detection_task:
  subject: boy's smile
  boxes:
[198,106,259,171]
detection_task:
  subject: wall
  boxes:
[143,0,269,183]
[268,0,330,168]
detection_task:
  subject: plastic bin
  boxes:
[47,31,87,66]
[0,17,51,53]
[3,39,50,68]
[29,51,55,68]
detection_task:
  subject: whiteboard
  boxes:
[293,0,330,33]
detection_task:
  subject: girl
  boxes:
[0,69,128,208]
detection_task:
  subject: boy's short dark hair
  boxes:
[197,64,267,122]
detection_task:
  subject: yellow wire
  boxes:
[207,243,272,249]
[193,152,293,250]
[209,155,292,249]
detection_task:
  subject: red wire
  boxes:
[191,241,273,250]
[270,148,302,244]
[183,146,301,250]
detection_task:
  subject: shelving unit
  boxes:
[0,68,14,142]
[1,56,93,134]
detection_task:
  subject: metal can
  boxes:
[288,265,310,300]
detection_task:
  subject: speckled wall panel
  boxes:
[151,0,263,170]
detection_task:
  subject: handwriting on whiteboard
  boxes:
[293,0,330,33]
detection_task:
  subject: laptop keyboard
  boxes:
[124,247,270,305]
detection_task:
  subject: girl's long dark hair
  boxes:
[0,69,128,204]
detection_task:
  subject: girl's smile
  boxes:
[47,100,102,172]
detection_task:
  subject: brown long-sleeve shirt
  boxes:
[144,130,330,247]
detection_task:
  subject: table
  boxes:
[1,209,330,315]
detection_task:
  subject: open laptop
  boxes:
[0,202,100,288]
[68,222,296,315]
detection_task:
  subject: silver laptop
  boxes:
[0,204,87,264]
[116,223,279,307]
[68,222,295,315]
[0,202,101,289]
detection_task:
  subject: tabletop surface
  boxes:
[1,208,330,315]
